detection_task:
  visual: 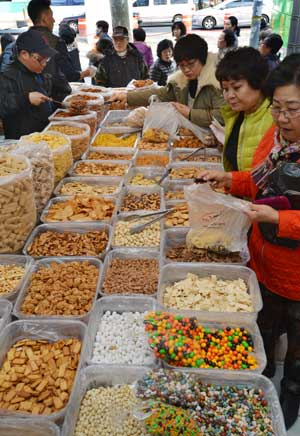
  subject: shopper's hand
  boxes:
[172,102,190,118]
[29,92,50,106]
[109,92,127,104]
[246,204,279,224]
[200,170,233,189]
[80,66,97,79]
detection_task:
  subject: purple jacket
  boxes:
[133,42,153,67]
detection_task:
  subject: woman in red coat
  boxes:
[202,54,300,430]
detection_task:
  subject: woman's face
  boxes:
[272,84,300,143]
[218,32,226,49]
[173,26,181,40]
[161,48,173,62]
[222,79,263,114]
[178,59,203,80]
[224,19,234,31]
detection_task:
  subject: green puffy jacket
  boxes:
[127,53,225,128]
[222,99,273,171]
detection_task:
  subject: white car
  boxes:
[192,0,272,30]
[132,0,198,26]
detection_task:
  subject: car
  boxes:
[192,0,272,30]
[132,0,198,26]
[59,13,85,33]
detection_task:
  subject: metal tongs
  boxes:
[157,146,206,185]
[50,98,70,109]
[126,209,174,234]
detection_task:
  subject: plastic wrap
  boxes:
[0,319,87,423]
[13,256,102,323]
[0,418,60,436]
[0,255,33,301]
[64,92,105,124]
[49,109,97,138]
[54,176,122,197]
[0,154,37,254]
[123,106,148,128]
[0,299,12,332]
[45,121,90,161]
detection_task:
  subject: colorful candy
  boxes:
[144,312,257,370]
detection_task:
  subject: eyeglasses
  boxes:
[30,53,49,65]
[178,59,198,72]
[271,105,300,119]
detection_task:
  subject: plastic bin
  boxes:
[162,181,193,202]
[157,262,262,324]
[0,255,33,302]
[0,319,87,424]
[82,146,136,162]
[0,299,12,332]
[61,365,149,436]
[54,176,122,197]
[13,257,102,324]
[91,128,140,151]
[0,418,60,436]
[167,162,223,182]
[170,147,222,163]
[133,151,170,167]
[84,295,158,367]
[124,166,165,186]
[99,248,160,297]
[23,223,112,260]
[117,185,165,214]
[69,159,131,179]
[100,109,141,134]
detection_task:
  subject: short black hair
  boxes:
[222,29,235,48]
[96,20,109,33]
[228,16,240,37]
[1,33,14,52]
[27,0,51,24]
[216,47,268,90]
[59,24,76,45]
[133,27,146,42]
[157,39,173,58]
[265,54,300,102]
[96,37,113,54]
[264,33,283,55]
[171,21,186,37]
[173,34,208,65]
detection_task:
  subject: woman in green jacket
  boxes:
[109,34,225,128]
[216,47,273,171]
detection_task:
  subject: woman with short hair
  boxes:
[217,29,236,61]
[149,39,176,86]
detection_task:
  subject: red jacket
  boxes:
[230,125,300,301]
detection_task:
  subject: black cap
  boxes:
[112,26,128,38]
[16,29,57,58]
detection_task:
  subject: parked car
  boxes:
[59,13,85,33]
[192,0,272,30]
[132,0,198,26]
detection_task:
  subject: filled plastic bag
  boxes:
[49,109,97,139]
[124,106,148,128]
[185,183,251,254]
[64,92,104,124]
[143,102,212,144]
[0,153,36,253]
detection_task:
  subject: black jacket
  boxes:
[95,43,148,88]
[0,61,53,139]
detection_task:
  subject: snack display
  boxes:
[138,139,168,151]
[73,161,129,177]
[50,110,97,138]
[46,122,90,161]
[87,150,134,161]
[143,128,169,143]
[132,79,154,88]
[23,132,73,183]
[0,154,36,253]
[165,204,189,227]
[120,192,161,212]
[113,218,160,248]
[102,258,159,295]
[145,312,258,370]
[18,260,99,317]
[92,133,137,148]
[162,273,252,312]
[0,337,81,415]
[43,196,115,223]
[26,228,109,257]
[0,264,26,296]
[57,180,119,196]
[169,166,207,179]
[173,136,205,149]
[135,153,169,167]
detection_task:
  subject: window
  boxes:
[133,0,149,6]
[154,0,167,5]
[225,0,242,8]
[171,0,188,4]
[51,0,68,5]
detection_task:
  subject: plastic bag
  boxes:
[0,153,36,253]
[127,79,159,91]
[124,107,148,128]
[143,102,212,144]
[49,109,97,139]
[64,92,104,124]
[46,121,90,161]
[185,183,251,254]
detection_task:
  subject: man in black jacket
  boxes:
[0,30,56,139]
[95,26,148,88]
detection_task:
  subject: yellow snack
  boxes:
[130,173,160,186]
[92,133,137,148]
[28,132,67,150]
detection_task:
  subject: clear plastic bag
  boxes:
[49,109,98,139]
[64,92,105,124]
[124,106,148,128]
[45,121,90,161]
[0,153,37,254]
[185,183,251,254]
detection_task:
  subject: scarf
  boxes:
[252,127,300,195]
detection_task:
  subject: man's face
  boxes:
[113,36,128,53]
[20,50,49,74]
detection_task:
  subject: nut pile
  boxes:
[44,196,114,222]
[59,181,118,196]
[138,139,168,151]
[87,151,133,160]
[135,154,169,167]
[27,230,109,257]
[169,166,207,179]
[92,133,137,148]
[0,338,81,415]
[0,154,36,254]
[121,193,161,212]
[103,258,159,295]
[113,219,160,247]
[166,246,242,263]
[74,161,128,177]
[129,173,160,186]
[174,153,221,163]
[0,264,26,296]
[74,386,144,436]
[173,137,205,149]
[92,311,154,365]
[165,204,189,227]
[20,261,99,316]
[162,273,252,312]
[47,124,89,161]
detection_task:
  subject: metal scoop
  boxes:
[129,209,174,234]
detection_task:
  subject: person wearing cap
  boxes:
[259,33,283,72]
[149,39,176,86]
[95,25,148,88]
[0,29,56,139]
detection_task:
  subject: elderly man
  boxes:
[95,25,148,88]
